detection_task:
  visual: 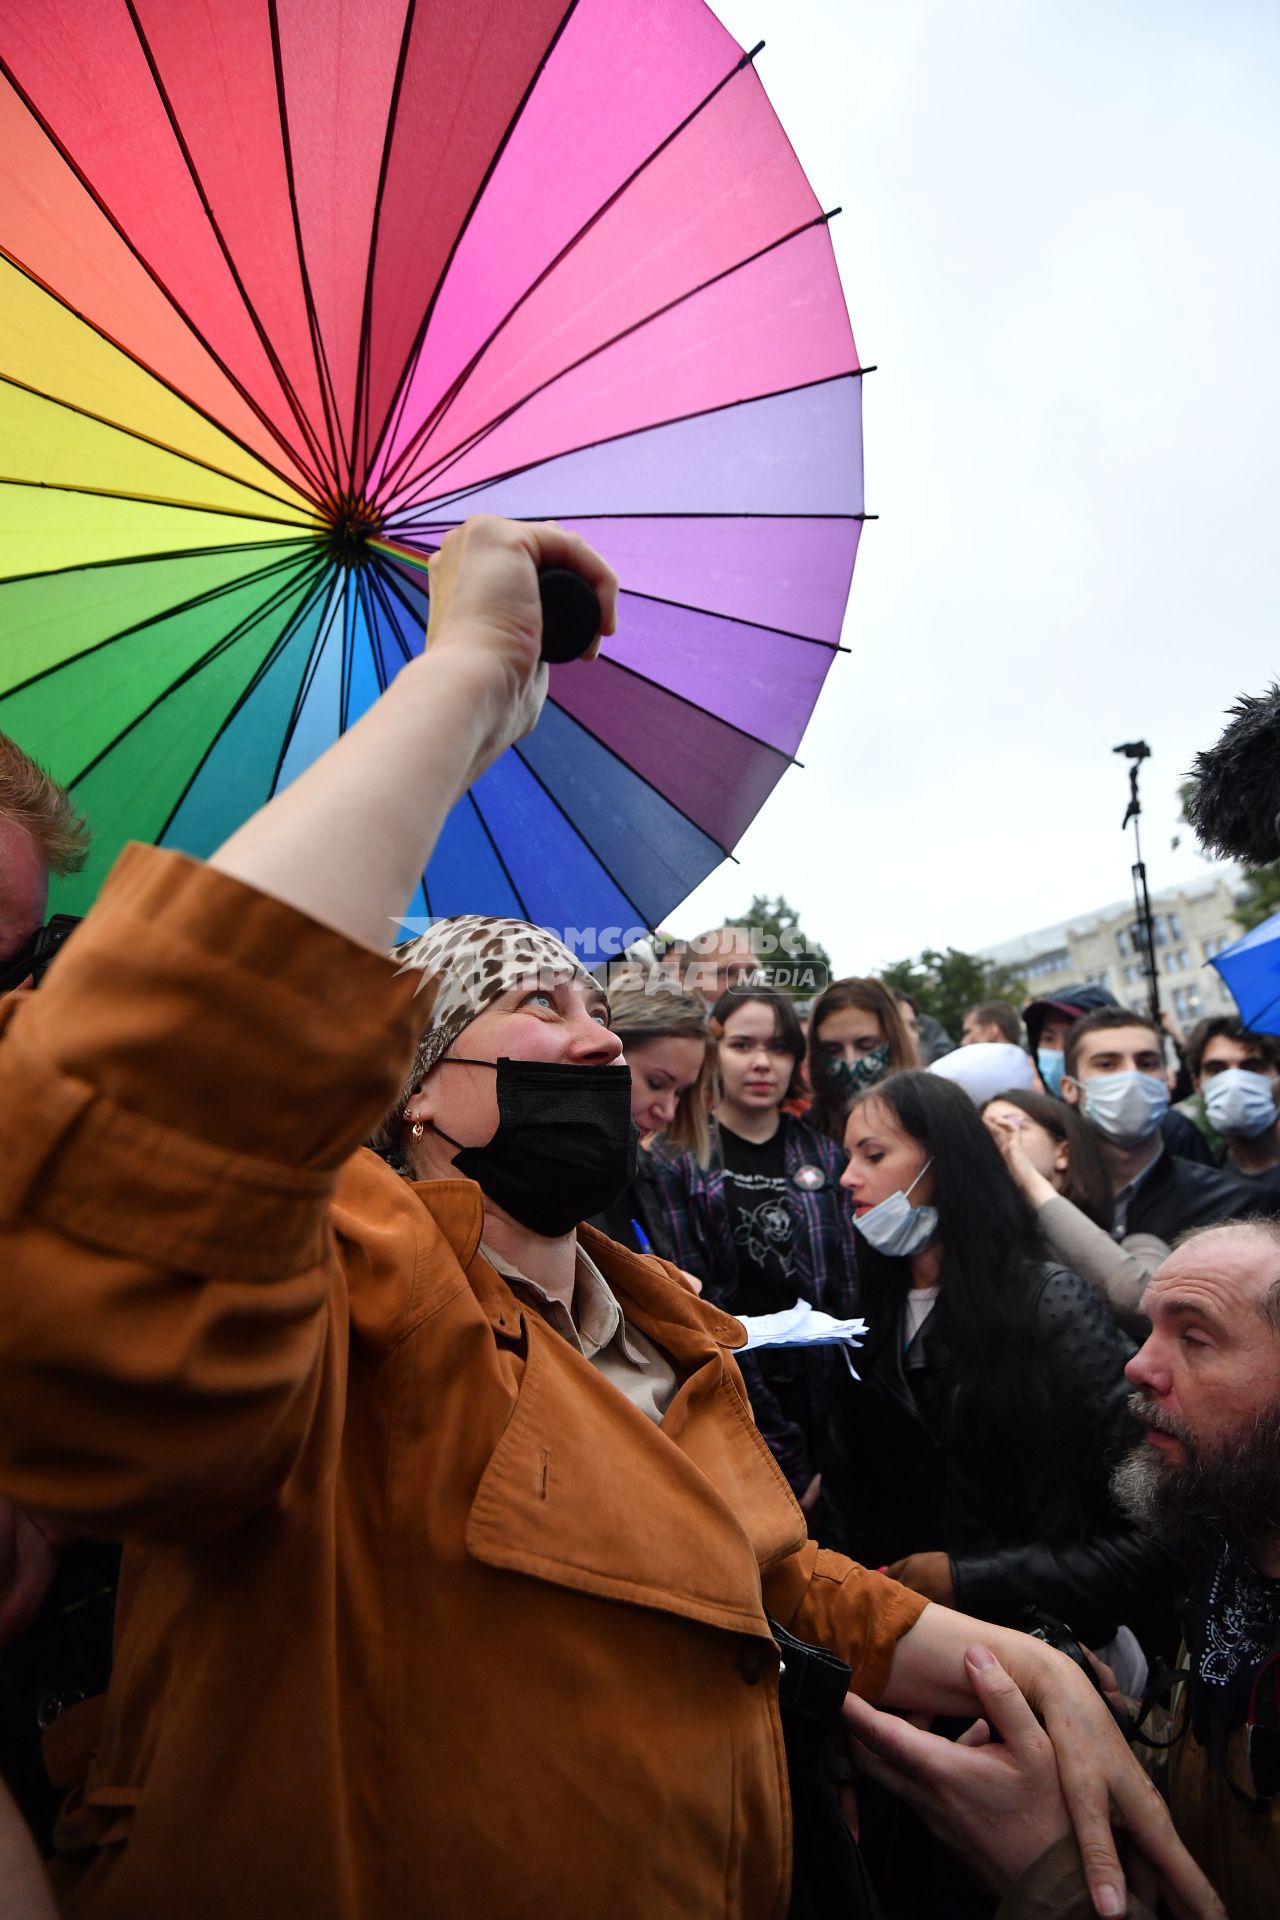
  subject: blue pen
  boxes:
[630,1219,653,1253]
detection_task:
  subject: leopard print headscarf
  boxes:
[373,915,598,1159]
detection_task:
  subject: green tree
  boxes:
[1234,862,1280,932]
[724,894,831,997]
[880,947,1028,1047]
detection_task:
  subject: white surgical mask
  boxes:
[1203,1068,1278,1140]
[853,1159,938,1258]
[1080,1069,1169,1145]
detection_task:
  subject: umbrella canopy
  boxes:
[0,0,864,947]
[1212,912,1280,1036]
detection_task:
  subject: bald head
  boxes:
[1118,1220,1280,1561]
[1155,1219,1280,1334]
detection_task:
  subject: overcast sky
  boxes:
[668,0,1279,972]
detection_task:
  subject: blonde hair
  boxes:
[0,732,90,875]
[607,976,713,1165]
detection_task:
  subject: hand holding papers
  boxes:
[738,1301,868,1378]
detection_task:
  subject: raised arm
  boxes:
[210,517,616,947]
[0,518,615,1540]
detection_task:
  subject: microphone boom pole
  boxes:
[1114,741,1161,1025]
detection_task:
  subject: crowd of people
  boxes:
[0,517,1275,1918]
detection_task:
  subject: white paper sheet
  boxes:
[738,1300,868,1353]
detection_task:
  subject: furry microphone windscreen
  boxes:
[1186,683,1280,866]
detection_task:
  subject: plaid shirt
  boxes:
[646,1115,859,1492]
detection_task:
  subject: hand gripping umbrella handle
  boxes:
[537,568,602,665]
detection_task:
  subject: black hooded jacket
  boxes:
[820,1261,1188,1648]
[1124,1148,1266,1241]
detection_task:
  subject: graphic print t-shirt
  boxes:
[718,1121,796,1315]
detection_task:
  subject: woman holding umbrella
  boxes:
[0,517,1216,1920]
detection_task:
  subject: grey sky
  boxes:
[668,1,1279,974]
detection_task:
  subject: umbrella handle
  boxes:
[538,568,602,665]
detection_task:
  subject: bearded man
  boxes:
[1110,1221,1280,1916]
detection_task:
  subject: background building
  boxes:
[978,868,1243,1030]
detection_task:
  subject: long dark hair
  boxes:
[982,1087,1114,1231]
[848,1071,1060,1519]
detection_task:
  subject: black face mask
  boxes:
[430,1057,638,1238]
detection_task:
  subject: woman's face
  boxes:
[626,1033,707,1138]
[403,979,620,1163]
[717,1000,793,1114]
[840,1096,934,1215]
[983,1099,1068,1188]
[816,1003,886,1069]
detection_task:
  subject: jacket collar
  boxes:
[407,1180,802,1633]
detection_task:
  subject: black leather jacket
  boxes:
[820,1263,1188,1647]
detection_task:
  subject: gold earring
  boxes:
[411,1121,424,1138]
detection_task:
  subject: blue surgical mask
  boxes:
[1037,1047,1066,1098]
[853,1159,938,1258]
[1080,1069,1169,1146]
[1203,1068,1278,1140]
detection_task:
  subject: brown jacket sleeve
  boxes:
[0,845,422,1542]
[762,1542,928,1700]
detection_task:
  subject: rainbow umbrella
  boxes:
[0,0,864,946]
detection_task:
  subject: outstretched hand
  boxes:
[845,1645,1070,1894]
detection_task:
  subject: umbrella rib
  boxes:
[461,786,536,924]
[123,0,341,500]
[0,247,325,511]
[372,38,765,501]
[368,0,582,494]
[348,0,419,495]
[608,585,844,652]
[65,552,327,789]
[266,573,346,800]
[362,562,419,677]
[575,653,804,769]
[0,535,311,592]
[540,694,737,866]
[0,546,316,703]
[154,568,335,849]
[0,372,319,522]
[381,208,843,520]
[0,474,320,533]
[508,739,656,936]
[0,55,331,504]
[265,0,350,494]
[397,509,865,525]
[386,367,862,530]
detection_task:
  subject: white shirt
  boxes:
[903,1285,940,1351]
[480,1240,678,1425]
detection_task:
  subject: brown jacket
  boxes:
[0,846,924,1920]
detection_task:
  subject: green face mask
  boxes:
[828,1043,891,1099]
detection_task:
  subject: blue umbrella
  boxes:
[1211,910,1280,1035]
